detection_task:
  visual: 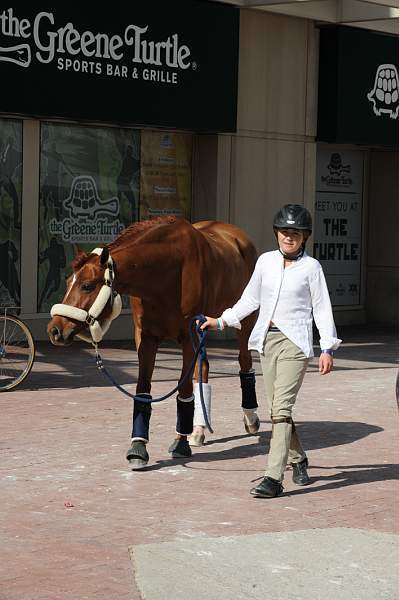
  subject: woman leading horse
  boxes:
[47,216,260,469]
[199,204,342,498]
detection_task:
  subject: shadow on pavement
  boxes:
[133,420,384,473]
[283,462,399,497]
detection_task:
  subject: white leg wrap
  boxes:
[194,383,211,427]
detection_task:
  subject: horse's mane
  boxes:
[109,216,179,249]
[71,217,180,270]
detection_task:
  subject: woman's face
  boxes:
[277,228,304,256]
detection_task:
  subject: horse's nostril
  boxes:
[50,326,62,342]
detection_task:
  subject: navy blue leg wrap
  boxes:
[132,395,152,440]
[176,397,194,436]
[240,370,258,409]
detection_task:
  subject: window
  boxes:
[0,119,22,308]
[38,123,140,312]
[37,124,193,313]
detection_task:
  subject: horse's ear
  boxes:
[100,247,109,265]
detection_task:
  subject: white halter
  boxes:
[50,248,122,344]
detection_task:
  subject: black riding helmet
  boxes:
[273,204,312,261]
[273,204,312,233]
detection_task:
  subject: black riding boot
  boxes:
[292,457,310,486]
[250,476,284,498]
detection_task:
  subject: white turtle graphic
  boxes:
[64,176,119,220]
[367,63,399,119]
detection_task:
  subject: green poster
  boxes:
[0,119,22,308]
[38,123,140,312]
[140,131,192,221]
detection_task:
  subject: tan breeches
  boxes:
[259,331,309,481]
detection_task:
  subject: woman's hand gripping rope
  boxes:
[197,316,225,332]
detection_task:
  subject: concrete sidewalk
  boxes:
[1,325,399,599]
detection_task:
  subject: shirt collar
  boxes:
[276,248,307,263]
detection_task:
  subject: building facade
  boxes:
[1,1,398,339]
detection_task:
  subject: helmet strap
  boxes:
[274,229,308,262]
[278,246,305,262]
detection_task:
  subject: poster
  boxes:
[38,123,140,313]
[0,119,22,308]
[140,131,192,220]
[314,149,364,306]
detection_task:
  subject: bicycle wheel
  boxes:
[0,315,35,391]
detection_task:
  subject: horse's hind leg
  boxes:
[168,337,195,459]
[189,352,210,447]
[237,315,260,435]
[126,333,158,470]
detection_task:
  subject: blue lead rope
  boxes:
[93,314,214,433]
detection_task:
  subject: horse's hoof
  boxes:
[244,415,260,435]
[128,458,148,470]
[189,433,205,447]
[168,439,192,458]
[126,441,149,470]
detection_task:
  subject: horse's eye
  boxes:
[81,282,96,292]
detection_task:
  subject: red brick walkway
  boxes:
[1,325,399,599]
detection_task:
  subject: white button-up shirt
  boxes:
[221,250,342,357]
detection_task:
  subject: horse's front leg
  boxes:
[168,337,195,459]
[237,315,260,435]
[126,334,158,470]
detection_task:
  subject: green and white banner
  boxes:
[38,123,140,312]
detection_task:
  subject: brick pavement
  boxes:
[1,325,399,599]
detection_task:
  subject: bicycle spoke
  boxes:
[0,315,35,391]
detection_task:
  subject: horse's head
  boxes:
[47,246,121,346]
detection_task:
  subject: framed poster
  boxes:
[314,149,364,306]
[140,131,192,221]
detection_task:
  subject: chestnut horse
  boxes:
[48,216,259,469]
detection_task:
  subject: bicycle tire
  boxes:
[0,315,35,391]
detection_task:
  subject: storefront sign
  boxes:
[318,26,399,146]
[0,2,239,132]
[314,149,364,306]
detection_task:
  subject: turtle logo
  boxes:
[367,64,399,119]
[64,176,119,219]
[327,153,350,176]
